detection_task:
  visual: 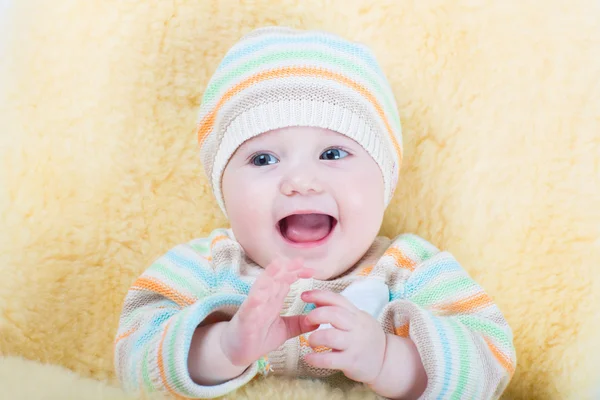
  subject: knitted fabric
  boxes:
[114,229,516,399]
[196,27,403,213]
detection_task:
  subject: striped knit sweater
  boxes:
[114,228,516,399]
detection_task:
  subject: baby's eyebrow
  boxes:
[238,143,272,153]
[320,138,359,148]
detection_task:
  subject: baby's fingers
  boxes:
[280,259,313,283]
[243,273,276,310]
[279,267,314,285]
[238,280,279,324]
[281,314,319,339]
[306,306,354,331]
[308,328,350,351]
[265,258,287,277]
[241,289,269,314]
[266,257,310,283]
[297,267,315,279]
[301,290,355,310]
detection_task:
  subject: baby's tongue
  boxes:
[283,214,331,243]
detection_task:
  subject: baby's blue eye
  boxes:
[320,148,349,160]
[252,153,279,166]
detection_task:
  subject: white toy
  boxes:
[317,277,389,331]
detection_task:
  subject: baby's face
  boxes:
[222,126,385,279]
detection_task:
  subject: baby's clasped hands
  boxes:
[222,256,390,387]
[220,258,317,369]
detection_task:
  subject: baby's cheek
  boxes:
[342,184,383,216]
[229,179,277,260]
[337,178,384,257]
[235,179,272,216]
[339,163,384,207]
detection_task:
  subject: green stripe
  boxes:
[142,347,153,391]
[165,313,187,392]
[403,234,436,261]
[152,262,210,298]
[203,50,400,127]
[189,240,210,256]
[456,315,512,348]
[123,304,176,326]
[411,276,477,307]
[123,307,146,326]
[448,319,470,399]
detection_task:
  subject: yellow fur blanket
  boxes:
[1,1,599,399]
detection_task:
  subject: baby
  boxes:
[114,27,516,399]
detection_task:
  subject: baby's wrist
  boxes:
[189,321,250,386]
[219,319,261,370]
[219,320,240,365]
[363,330,389,387]
[367,334,427,400]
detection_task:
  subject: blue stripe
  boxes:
[165,249,253,295]
[303,303,317,313]
[133,308,178,349]
[404,259,463,298]
[390,286,405,302]
[432,316,453,399]
[132,295,247,394]
[123,299,176,325]
[389,259,463,301]
[164,248,216,286]
[176,295,247,390]
[217,267,252,294]
[219,34,386,80]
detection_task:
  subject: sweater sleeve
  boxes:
[378,234,516,400]
[113,239,261,399]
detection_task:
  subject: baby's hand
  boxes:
[300,290,387,384]
[220,258,316,368]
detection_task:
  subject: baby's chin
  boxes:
[301,257,352,281]
[244,242,356,280]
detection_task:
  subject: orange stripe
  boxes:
[357,265,374,276]
[299,335,330,353]
[299,335,310,347]
[210,235,228,248]
[197,66,402,164]
[114,327,137,345]
[384,247,416,271]
[394,323,410,338]
[434,292,493,314]
[131,277,195,307]
[157,321,186,399]
[485,337,515,377]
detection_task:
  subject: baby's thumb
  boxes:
[281,314,318,339]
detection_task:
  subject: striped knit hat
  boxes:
[196,26,402,213]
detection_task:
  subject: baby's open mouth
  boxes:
[278,213,337,244]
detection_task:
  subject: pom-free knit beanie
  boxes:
[196,26,402,213]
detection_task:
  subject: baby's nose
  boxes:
[280,173,323,196]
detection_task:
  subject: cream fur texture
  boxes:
[1,1,599,399]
